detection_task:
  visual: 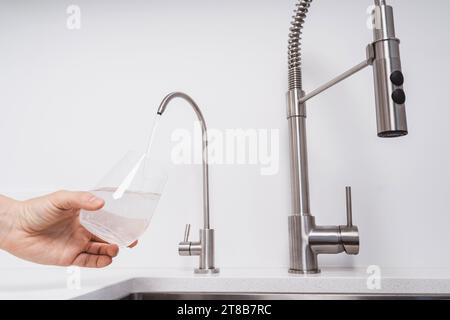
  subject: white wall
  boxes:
[0,0,449,270]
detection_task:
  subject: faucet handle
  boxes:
[179,224,192,256]
[179,223,202,257]
[183,224,191,242]
[339,186,359,255]
[345,186,353,227]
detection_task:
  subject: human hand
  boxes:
[0,191,135,268]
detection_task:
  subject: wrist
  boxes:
[0,195,21,252]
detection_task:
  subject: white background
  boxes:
[0,0,449,271]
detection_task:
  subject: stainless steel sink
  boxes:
[120,292,450,300]
[71,275,450,300]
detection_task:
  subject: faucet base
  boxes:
[288,212,360,274]
[195,268,220,275]
[288,269,320,275]
[288,215,319,272]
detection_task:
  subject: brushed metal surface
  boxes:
[120,292,450,300]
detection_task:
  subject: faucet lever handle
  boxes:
[345,186,353,227]
[183,224,191,242]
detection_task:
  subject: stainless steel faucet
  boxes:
[286,0,408,273]
[157,92,219,274]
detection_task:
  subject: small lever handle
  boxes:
[340,186,359,255]
[345,186,353,227]
[183,224,191,242]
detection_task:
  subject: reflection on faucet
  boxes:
[157,92,219,274]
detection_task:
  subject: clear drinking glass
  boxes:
[80,151,167,247]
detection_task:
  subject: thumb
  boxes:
[50,190,105,211]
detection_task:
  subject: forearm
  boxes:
[0,195,19,251]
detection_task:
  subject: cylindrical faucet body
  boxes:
[287,90,310,216]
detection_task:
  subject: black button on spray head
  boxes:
[392,89,406,104]
[390,71,404,86]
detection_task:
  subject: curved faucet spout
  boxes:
[157,92,207,136]
[157,92,210,230]
[157,92,218,274]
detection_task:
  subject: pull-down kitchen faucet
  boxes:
[286,0,408,273]
[157,92,219,274]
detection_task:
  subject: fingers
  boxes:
[85,242,119,257]
[128,240,138,248]
[73,241,137,268]
[90,234,138,249]
[71,242,118,268]
[50,190,104,211]
[73,253,113,268]
[91,234,108,243]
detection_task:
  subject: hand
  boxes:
[0,190,135,268]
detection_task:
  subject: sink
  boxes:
[71,273,450,300]
[120,292,450,300]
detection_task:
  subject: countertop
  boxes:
[1,267,450,299]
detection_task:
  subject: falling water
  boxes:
[145,114,161,156]
[112,114,161,200]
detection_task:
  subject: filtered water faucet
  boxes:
[157,92,219,274]
[286,0,408,273]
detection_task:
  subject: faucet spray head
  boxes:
[371,1,408,138]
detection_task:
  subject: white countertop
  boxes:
[1,267,450,299]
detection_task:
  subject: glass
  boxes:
[80,151,167,247]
